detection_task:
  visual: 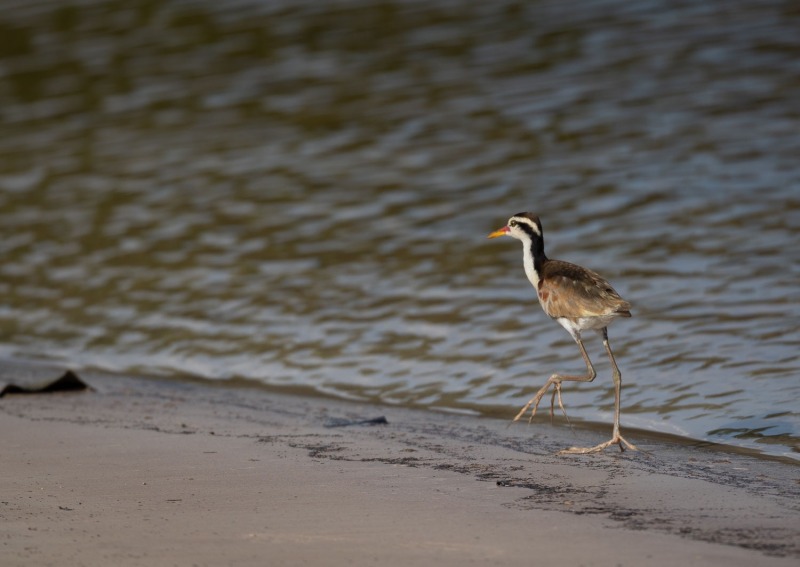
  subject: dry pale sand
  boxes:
[1,360,798,566]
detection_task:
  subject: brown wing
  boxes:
[537,260,631,319]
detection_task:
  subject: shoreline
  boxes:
[8,357,796,465]
[2,360,798,565]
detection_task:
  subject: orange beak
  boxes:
[487,226,510,239]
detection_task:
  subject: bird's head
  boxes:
[487,212,542,242]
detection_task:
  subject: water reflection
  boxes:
[0,0,798,459]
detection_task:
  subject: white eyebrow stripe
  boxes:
[512,218,541,236]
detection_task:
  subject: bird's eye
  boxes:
[509,220,517,227]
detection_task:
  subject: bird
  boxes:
[487,212,639,454]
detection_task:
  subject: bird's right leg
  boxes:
[512,338,596,424]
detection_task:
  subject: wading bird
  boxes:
[488,212,638,454]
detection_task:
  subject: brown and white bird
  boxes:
[488,212,638,454]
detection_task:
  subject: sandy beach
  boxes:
[1,360,798,566]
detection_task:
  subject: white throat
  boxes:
[521,240,540,290]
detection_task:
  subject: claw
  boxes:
[511,375,570,426]
[554,383,573,431]
[558,433,641,455]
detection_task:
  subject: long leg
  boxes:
[512,336,596,424]
[559,328,640,454]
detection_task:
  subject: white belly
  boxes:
[555,314,617,339]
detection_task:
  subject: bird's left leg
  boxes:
[512,337,595,424]
[559,329,640,454]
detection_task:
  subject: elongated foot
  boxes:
[558,432,639,455]
[511,376,570,424]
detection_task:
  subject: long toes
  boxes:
[558,435,642,455]
[565,446,606,455]
[527,400,543,424]
[618,436,643,453]
[511,381,563,426]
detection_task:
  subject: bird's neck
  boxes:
[522,236,547,289]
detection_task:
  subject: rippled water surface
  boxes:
[1,0,798,459]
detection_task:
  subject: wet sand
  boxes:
[1,361,798,566]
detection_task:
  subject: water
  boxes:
[0,0,798,460]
